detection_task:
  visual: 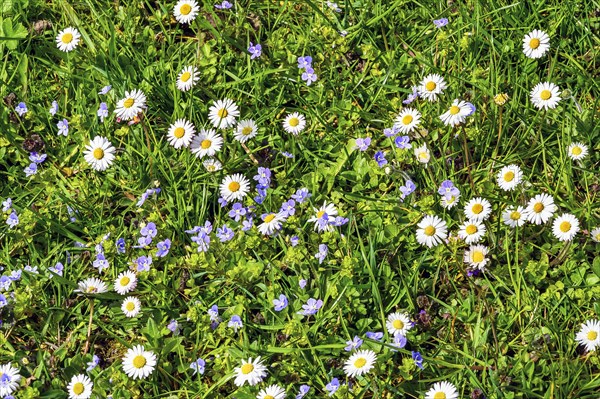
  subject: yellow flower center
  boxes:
[264,396,274,399]
[425,81,436,91]
[133,355,146,368]
[228,181,240,192]
[559,221,571,233]
[449,105,460,115]
[93,148,105,160]
[73,382,85,395]
[126,302,135,311]
[434,392,447,399]
[419,151,428,160]
[242,126,253,135]
[316,210,326,219]
[503,171,515,182]
[180,3,192,15]
[465,224,478,235]
[571,146,582,156]
[354,357,367,368]
[241,363,254,374]
[180,71,191,82]
[201,139,212,149]
[510,211,521,220]
[540,90,552,100]
[174,127,186,139]
[494,93,509,105]
[62,33,74,44]
[533,202,544,213]
[587,331,598,341]
[120,276,130,286]
[86,286,97,293]
[123,98,135,108]
[217,108,228,118]
[472,204,483,214]
[289,117,300,127]
[392,319,404,330]
[529,38,540,49]
[424,226,436,236]
[402,115,413,125]
[264,214,276,223]
[472,251,485,263]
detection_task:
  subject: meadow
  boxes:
[1,0,600,398]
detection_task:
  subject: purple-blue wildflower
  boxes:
[156,239,171,257]
[355,137,372,151]
[273,294,289,311]
[57,119,69,136]
[248,42,262,59]
[299,298,323,316]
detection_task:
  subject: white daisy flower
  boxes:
[67,374,93,399]
[496,164,523,191]
[190,129,223,158]
[220,174,251,202]
[307,202,338,233]
[425,381,459,399]
[176,66,199,92]
[203,158,223,172]
[114,89,147,121]
[0,363,21,398]
[575,319,600,352]
[208,98,239,129]
[591,227,600,243]
[234,119,258,143]
[464,197,492,222]
[283,112,307,135]
[114,271,137,295]
[122,345,157,380]
[84,136,116,172]
[441,193,460,209]
[167,119,196,149]
[524,193,556,225]
[173,0,199,24]
[502,206,526,228]
[386,312,413,336]
[233,356,268,387]
[56,27,81,52]
[76,277,108,294]
[416,215,447,248]
[464,245,490,270]
[343,349,377,378]
[567,142,588,161]
[458,220,486,244]
[439,99,472,127]
[258,212,287,236]
[530,82,561,110]
[418,73,447,102]
[523,29,550,59]
[256,384,285,399]
[394,108,421,134]
[552,213,580,242]
[414,143,430,164]
[121,296,142,318]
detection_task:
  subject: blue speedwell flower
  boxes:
[49,100,58,116]
[365,331,383,341]
[394,135,411,149]
[296,384,310,399]
[400,180,416,200]
[15,102,27,116]
[29,152,47,164]
[115,237,126,254]
[98,85,112,95]
[412,351,424,369]
[273,294,288,311]
[374,151,387,167]
[215,1,232,9]
[216,225,234,242]
[345,336,363,351]
[279,199,296,217]
[291,188,311,203]
[2,198,12,212]
[135,256,153,272]
[86,355,100,371]
[228,315,243,332]
[167,319,180,335]
[299,298,323,316]
[190,358,206,375]
[355,137,371,151]
[228,203,247,221]
[57,119,69,136]
[156,239,171,257]
[438,180,460,199]
[325,378,340,396]
[297,56,312,69]
[6,211,19,228]
[24,163,38,177]
[301,67,318,86]
[48,262,64,277]
[248,42,262,59]
[93,253,109,274]
[97,102,109,122]
[433,18,449,28]
[315,244,328,264]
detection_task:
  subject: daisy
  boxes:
[56,27,81,52]
[122,345,156,380]
[67,374,93,399]
[0,363,21,397]
[394,108,421,134]
[575,320,600,352]
[530,82,561,110]
[190,129,223,158]
[343,349,377,378]
[76,277,108,294]
[463,245,490,270]
[567,142,588,161]
[114,271,137,295]
[386,312,413,336]
[234,119,258,143]
[458,220,486,244]
[114,89,146,121]
[176,66,199,92]
[591,227,600,243]
[439,99,472,127]
[220,174,251,202]
[258,212,287,236]
[233,357,268,387]
[425,381,459,399]
[464,197,492,222]
[522,29,550,59]
[208,98,239,129]
[416,215,447,248]
[502,206,526,228]
[441,194,460,209]
[121,296,142,317]
[524,193,556,225]
[83,136,116,171]
[418,73,447,102]
[414,143,430,164]
[167,119,195,149]
[256,384,286,399]
[496,164,523,191]
[173,0,200,24]
[552,213,580,242]
[307,202,338,233]
[203,159,223,172]
[283,112,307,135]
